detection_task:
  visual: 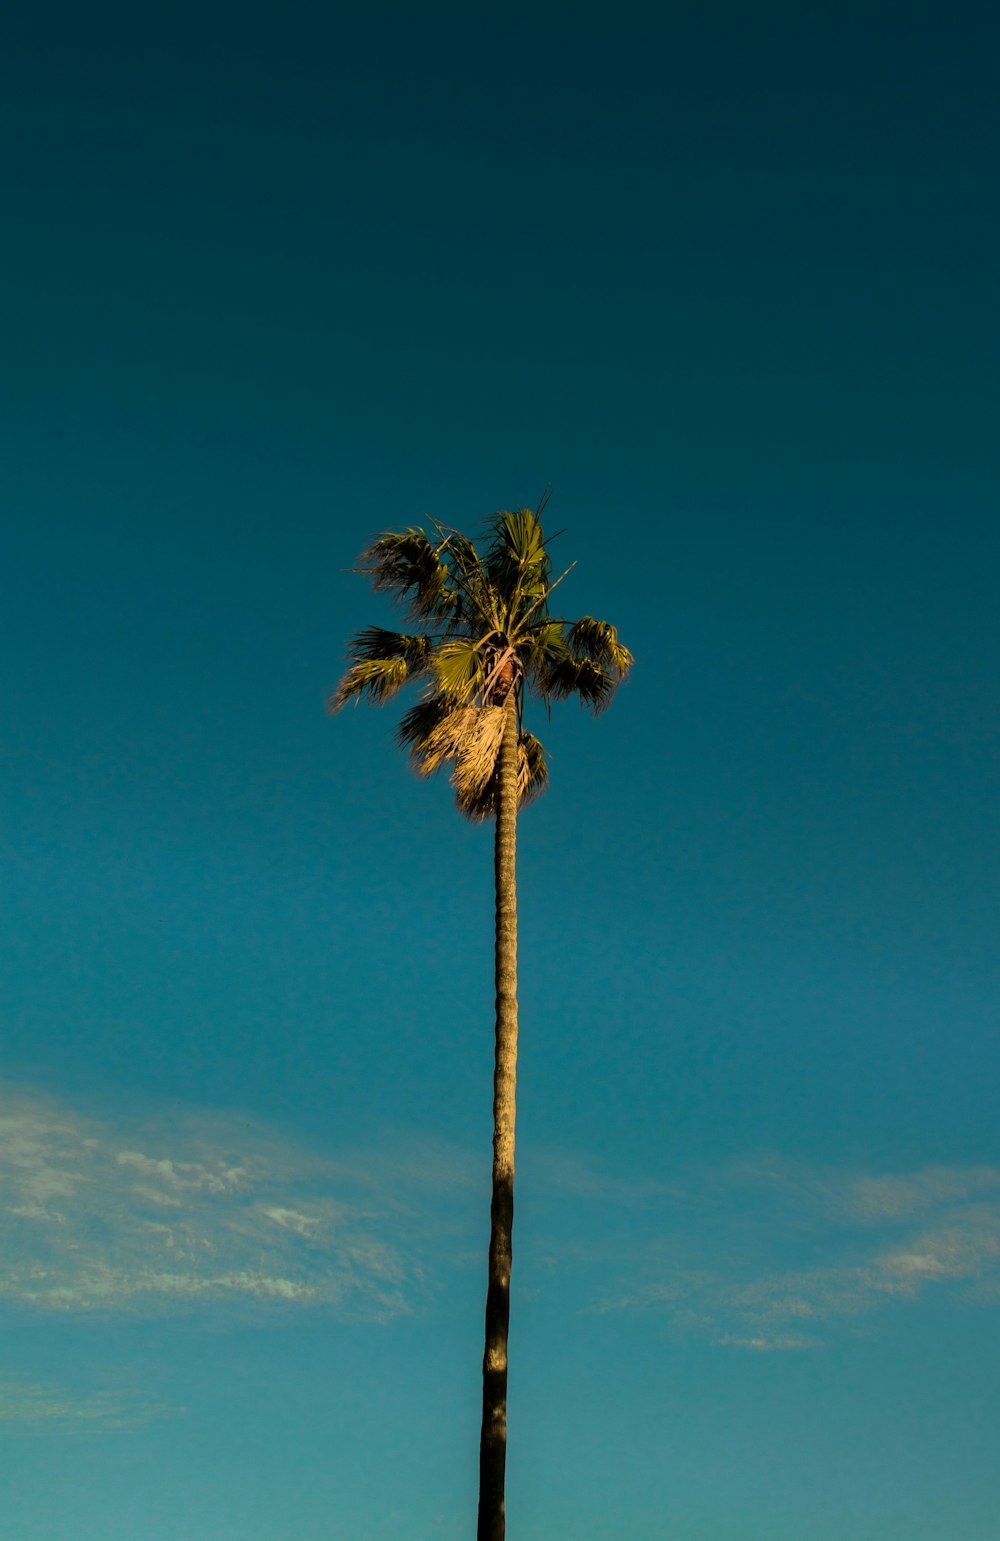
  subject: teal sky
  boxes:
[3,2,999,1536]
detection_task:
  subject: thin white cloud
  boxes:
[844,1167,1000,1223]
[712,1154,1000,1228]
[719,1334,819,1353]
[0,1083,440,1318]
[594,1156,1000,1350]
[0,1374,171,1431]
[872,1207,1000,1291]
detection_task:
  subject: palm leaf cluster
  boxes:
[329,505,632,819]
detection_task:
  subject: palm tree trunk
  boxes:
[477,697,519,1541]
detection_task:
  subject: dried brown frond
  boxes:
[454,724,550,821]
[408,702,506,805]
[517,731,549,806]
[408,704,478,777]
[450,706,507,802]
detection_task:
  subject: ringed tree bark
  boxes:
[478,686,519,1541]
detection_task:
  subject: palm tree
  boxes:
[330,500,632,1540]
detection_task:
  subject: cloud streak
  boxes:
[0,1374,171,1431]
[0,1084,437,1317]
[596,1155,1000,1350]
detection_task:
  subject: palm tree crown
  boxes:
[329,501,633,813]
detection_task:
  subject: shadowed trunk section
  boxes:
[477,695,519,1541]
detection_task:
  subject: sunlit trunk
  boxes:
[477,695,519,1541]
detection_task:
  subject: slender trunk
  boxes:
[477,698,519,1541]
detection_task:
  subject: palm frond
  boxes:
[521,619,569,686]
[455,725,550,820]
[405,703,479,777]
[404,701,507,802]
[517,731,549,805]
[432,637,486,700]
[397,693,454,758]
[328,628,432,711]
[349,627,433,668]
[534,652,618,714]
[454,784,496,821]
[360,529,455,619]
[451,707,508,801]
[528,614,633,713]
[328,655,411,710]
[484,508,551,612]
[567,616,634,679]
[433,527,503,634]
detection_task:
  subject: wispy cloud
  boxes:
[595,1155,1000,1350]
[0,1083,461,1317]
[724,1154,1000,1228]
[0,1373,171,1432]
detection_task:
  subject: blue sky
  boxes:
[3,1,999,1536]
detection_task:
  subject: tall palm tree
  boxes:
[330,501,632,1540]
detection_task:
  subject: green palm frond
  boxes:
[350,627,433,667]
[328,654,411,709]
[521,619,569,687]
[534,652,619,714]
[528,615,633,714]
[566,616,634,678]
[525,619,566,654]
[433,637,486,699]
[361,529,455,618]
[433,527,501,633]
[484,508,551,609]
[328,628,432,711]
